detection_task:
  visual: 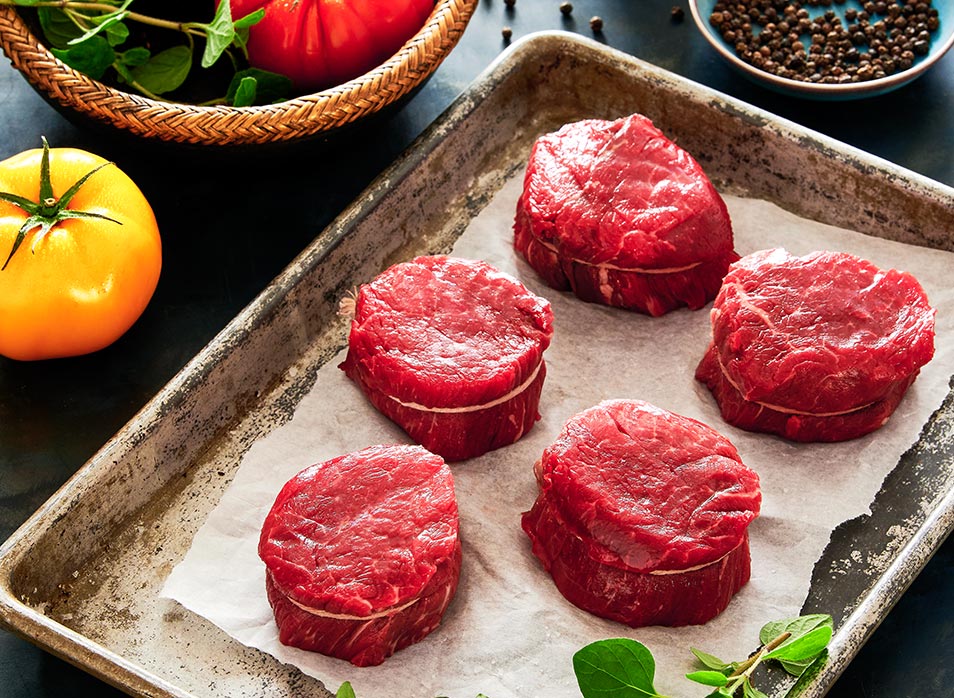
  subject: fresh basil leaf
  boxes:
[226,68,292,105]
[130,45,192,94]
[759,614,833,646]
[201,0,235,68]
[742,678,769,698]
[230,76,257,107]
[764,626,833,663]
[38,7,83,49]
[691,648,733,673]
[336,681,356,698]
[118,46,151,68]
[686,671,728,687]
[573,638,667,698]
[51,35,116,80]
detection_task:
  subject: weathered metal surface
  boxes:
[0,31,951,698]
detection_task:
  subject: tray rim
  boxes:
[1,29,953,698]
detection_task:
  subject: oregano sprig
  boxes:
[687,614,834,697]
[572,614,834,698]
[2,0,290,105]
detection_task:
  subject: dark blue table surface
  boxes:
[1,1,952,696]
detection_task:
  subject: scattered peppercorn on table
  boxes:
[0,1,952,697]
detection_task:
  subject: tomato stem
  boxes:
[0,138,122,271]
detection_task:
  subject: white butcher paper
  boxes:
[163,174,954,698]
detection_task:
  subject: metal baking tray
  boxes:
[1,31,953,698]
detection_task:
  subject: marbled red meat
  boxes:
[522,400,761,627]
[259,444,461,667]
[696,248,936,441]
[340,255,554,461]
[514,114,738,316]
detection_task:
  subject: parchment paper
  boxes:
[163,175,954,697]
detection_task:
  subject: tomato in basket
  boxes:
[229,0,436,91]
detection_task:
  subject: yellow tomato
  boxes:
[0,142,161,361]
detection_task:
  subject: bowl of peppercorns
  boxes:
[689,0,954,98]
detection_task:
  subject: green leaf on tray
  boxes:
[129,45,193,95]
[690,648,733,673]
[336,681,357,698]
[574,638,669,698]
[686,670,729,687]
[742,678,770,698]
[764,626,834,664]
[51,35,116,80]
[759,614,833,647]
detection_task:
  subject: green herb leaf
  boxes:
[118,46,151,68]
[336,681,356,698]
[201,0,235,68]
[742,678,769,698]
[226,68,292,105]
[37,8,84,49]
[764,626,833,663]
[777,657,813,677]
[230,76,257,107]
[232,7,265,50]
[103,19,130,47]
[130,45,193,94]
[690,648,733,673]
[686,671,729,687]
[759,615,833,647]
[706,688,735,698]
[66,1,133,47]
[233,8,266,30]
[51,35,116,81]
[783,650,829,695]
[573,638,668,698]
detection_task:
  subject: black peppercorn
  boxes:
[671,5,685,21]
[560,2,573,16]
[707,0,939,84]
[502,26,513,39]
[589,15,604,31]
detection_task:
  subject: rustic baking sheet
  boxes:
[1,31,953,698]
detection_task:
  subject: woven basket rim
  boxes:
[0,0,477,145]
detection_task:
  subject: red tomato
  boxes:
[230,0,436,91]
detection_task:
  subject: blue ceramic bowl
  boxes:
[689,0,954,99]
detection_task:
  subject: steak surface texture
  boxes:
[259,444,461,666]
[341,255,554,460]
[514,114,738,315]
[696,248,936,441]
[522,399,761,627]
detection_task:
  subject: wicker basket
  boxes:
[0,0,477,146]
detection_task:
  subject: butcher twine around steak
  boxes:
[514,113,738,316]
[522,399,761,627]
[259,444,461,667]
[340,255,554,461]
[696,248,936,442]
